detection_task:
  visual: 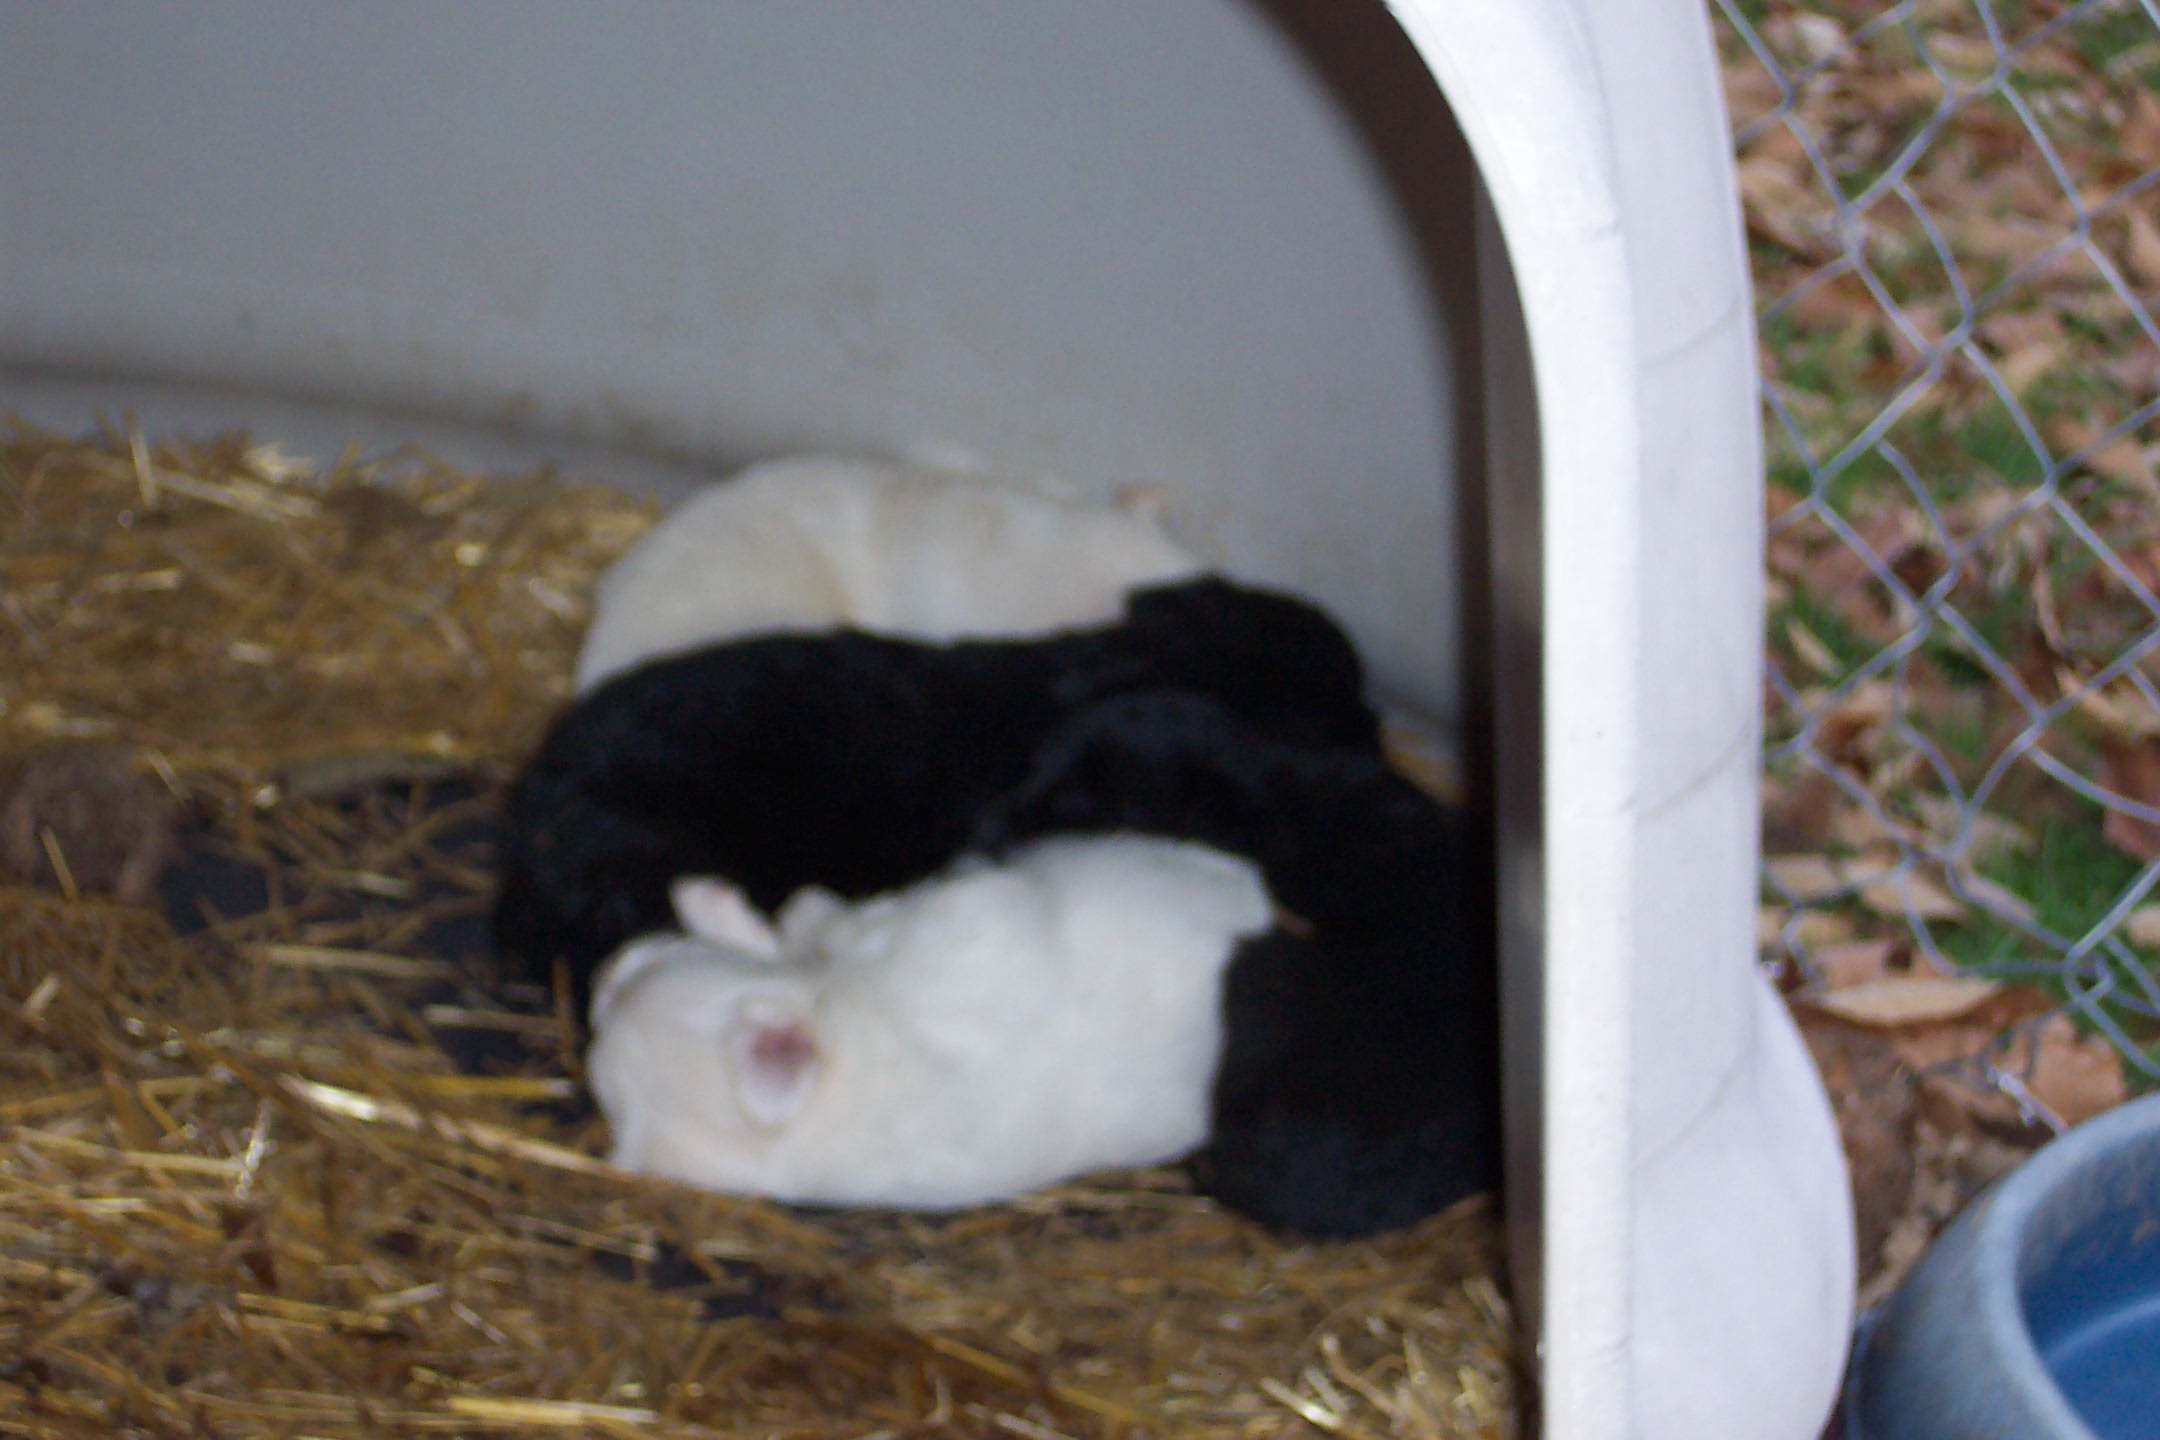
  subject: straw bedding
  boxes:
[0,418,1516,1439]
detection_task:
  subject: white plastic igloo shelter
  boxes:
[0,2,1853,1433]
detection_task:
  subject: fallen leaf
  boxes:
[1758,905,1859,951]
[1854,866,1967,923]
[1807,975,2003,1027]
[1909,794,2032,861]
[1980,309,2065,353]
[1893,1023,1996,1074]
[1997,341,2061,395]
[1886,982,2060,1059]
[2125,206,2160,291]
[1870,1212,1937,1300]
[1795,909,1857,948]
[1830,803,1900,851]
[1738,157,1824,255]
[2098,739,2160,861]
[1790,12,1846,63]
[1807,682,1896,764]
[2007,1015,2127,1127]
[2088,436,2159,497]
[1924,30,1997,77]
[1768,852,1972,922]
[1816,938,1899,989]
[1951,214,2054,266]
[1786,618,1843,678]
[2053,416,2160,497]
[2126,91,2160,172]
[2064,667,2160,740]
[1767,854,1844,901]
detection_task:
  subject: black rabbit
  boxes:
[493,577,1378,1016]
[969,688,1499,1237]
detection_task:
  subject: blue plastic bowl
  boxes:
[1845,1089,2160,1440]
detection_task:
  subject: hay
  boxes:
[0,418,1518,1438]
[0,416,649,790]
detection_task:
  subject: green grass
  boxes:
[1729,0,2160,1081]
[2066,1,2160,75]
[1943,803,2160,1080]
[1942,805,2148,973]
[1775,586,1882,677]
[1952,403,2049,485]
[1918,687,1993,770]
[1925,586,2036,692]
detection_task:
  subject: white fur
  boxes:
[585,835,1271,1210]
[574,456,1203,693]
[667,875,783,960]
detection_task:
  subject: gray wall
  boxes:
[0,1,1472,718]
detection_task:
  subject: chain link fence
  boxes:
[1713,0,2160,1126]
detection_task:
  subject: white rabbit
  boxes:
[574,455,1202,693]
[584,834,1271,1210]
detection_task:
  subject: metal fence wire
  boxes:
[1712,0,2160,1119]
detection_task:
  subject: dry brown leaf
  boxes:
[1889,1021,1995,1074]
[1767,854,1845,901]
[1789,12,1845,63]
[2098,740,2160,861]
[1788,274,1883,334]
[1831,803,1900,851]
[2068,669,2160,743]
[1816,939,1899,989]
[1997,342,2061,395]
[2053,416,2160,496]
[1807,976,2003,1028]
[1786,618,1843,678]
[1980,309,2065,352]
[1924,30,1997,77]
[1855,866,1967,923]
[2124,91,2160,170]
[1767,852,1969,922]
[1794,909,1858,949]
[2125,206,2160,291]
[1811,681,1896,746]
[1738,157,1824,255]
[1910,795,2031,861]
[2087,436,2159,496]
[1951,215,2055,266]
[1758,906,1859,952]
[2008,1015,2127,1127]
[1884,983,2063,1071]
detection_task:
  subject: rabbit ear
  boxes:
[671,875,783,959]
[726,998,820,1129]
[776,885,847,948]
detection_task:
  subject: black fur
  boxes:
[492,578,1377,1013]
[969,689,1499,1237]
